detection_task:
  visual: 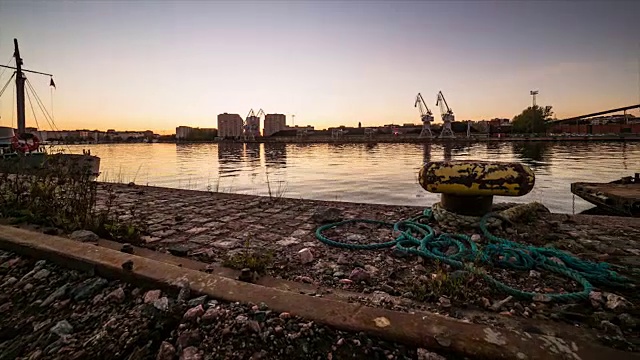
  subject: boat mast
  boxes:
[14,38,26,134]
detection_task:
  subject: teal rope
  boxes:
[315,209,632,302]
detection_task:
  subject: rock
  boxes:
[183,305,205,321]
[298,248,314,264]
[480,297,491,308]
[364,265,379,274]
[120,243,134,254]
[417,348,447,360]
[532,294,552,303]
[310,207,343,224]
[23,283,34,291]
[2,276,18,287]
[605,293,628,310]
[32,269,51,280]
[179,346,202,360]
[337,254,350,265]
[529,270,541,278]
[122,260,134,271]
[202,308,221,322]
[239,268,258,283]
[70,230,99,242]
[177,282,191,303]
[338,279,353,284]
[154,297,170,311]
[50,320,73,337]
[490,296,513,311]
[177,330,202,349]
[617,313,637,329]
[168,244,191,257]
[70,278,108,301]
[41,284,69,307]
[187,295,207,308]
[547,257,564,266]
[156,341,176,360]
[380,284,395,294]
[144,290,162,304]
[438,296,451,308]
[105,287,126,303]
[589,291,603,308]
[600,320,623,336]
[349,268,371,283]
[247,320,261,333]
[470,234,481,242]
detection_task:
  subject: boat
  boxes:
[0,39,100,177]
[571,174,640,217]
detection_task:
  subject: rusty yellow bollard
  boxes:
[419,161,535,216]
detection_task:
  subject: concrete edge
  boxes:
[0,225,637,360]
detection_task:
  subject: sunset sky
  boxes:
[0,1,639,134]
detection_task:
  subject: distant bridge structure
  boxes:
[553,104,640,124]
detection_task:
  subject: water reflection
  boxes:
[71,141,640,214]
[443,142,453,161]
[264,143,287,169]
[423,143,432,164]
[512,142,551,170]
[218,142,243,177]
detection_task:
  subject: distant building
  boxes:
[176,126,217,141]
[245,115,261,138]
[217,113,243,138]
[176,126,193,140]
[263,113,286,137]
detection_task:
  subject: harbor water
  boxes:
[64,141,640,214]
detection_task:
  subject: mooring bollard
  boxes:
[418,161,535,216]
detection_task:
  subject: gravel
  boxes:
[0,249,444,360]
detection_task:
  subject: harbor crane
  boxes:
[415,93,434,138]
[436,91,455,138]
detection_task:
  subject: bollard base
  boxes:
[440,194,493,217]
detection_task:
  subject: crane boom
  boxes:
[436,91,453,116]
[414,93,432,116]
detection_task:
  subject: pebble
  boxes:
[480,297,491,309]
[105,287,126,303]
[470,234,481,242]
[41,284,69,307]
[50,320,73,337]
[298,248,314,264]
[349,268,371,283]
[201,308,220,322]
[156,341,176,360]
[2,276,18,287]
[589,291,603,308]
[605,293,628,310]
[617,313,637,329]
[187,295,208,308]
[143,289,161,304]
[179,346,202,360]
[183,305,205,321]
[600,320,623,336]
[438,297,451,308]
[417,348,447,360]
[154,297,170,311]
[490,296,512,312]
[529,270,541,278]
[69,230,99,242]
[336,254,350,265]
[32,269,51,280]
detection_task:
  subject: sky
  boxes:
[0,1,639,134]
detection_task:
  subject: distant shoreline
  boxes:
[48,134,640,145]
[175,134,640,145]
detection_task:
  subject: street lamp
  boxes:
[530,90,539,108]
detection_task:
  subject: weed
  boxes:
[0,157,147,243]
[410,264,476,302]
[222,240,273,274]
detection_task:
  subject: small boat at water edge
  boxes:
[0,39,100,177]
[571,174,640,217]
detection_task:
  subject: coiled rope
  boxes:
[315,207,632,302]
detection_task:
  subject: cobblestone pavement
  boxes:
[95,183,640,352]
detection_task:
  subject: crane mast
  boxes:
[436,91,455,138]
[415,93,434,138]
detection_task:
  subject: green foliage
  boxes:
[222,240,273,274]
[512,105,554,134]
[0,156,146,243]
[410,265,475,302]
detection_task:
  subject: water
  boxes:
[64,142,640,214]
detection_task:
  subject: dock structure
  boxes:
[572,174,640,217]
[0,182,639,359]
